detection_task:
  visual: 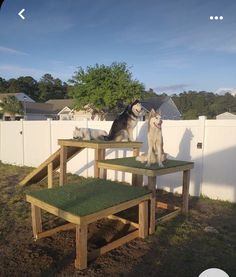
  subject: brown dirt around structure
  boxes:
[0,162,236,277]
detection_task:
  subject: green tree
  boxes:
[38,74,68,102]
[0,96,23,120]
[69,63,145,118]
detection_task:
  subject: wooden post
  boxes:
[100,149,107,179]
[75,224,88,270]
[182,169,190,214]
[59,146,67,186]
[148,176,156,234]
[31,204,42,239]
[94,149,100,178]
[139,200,148,238]
[48,162,53,188]
[132,147,142,186]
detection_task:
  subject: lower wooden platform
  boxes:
[26,179,153,270]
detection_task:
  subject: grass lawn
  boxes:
[0,162,235,276]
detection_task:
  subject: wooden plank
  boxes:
[107,215,139,229]
[59,146,67,186]
[94,149,104,178]
[58,139,142,150]
[147,176,156,197]
[156,209,181,223]
[97,161,194,177]
[26,195,81,225]
[139,201,148,238]
[47,162,53,188]
[31,204,42,239]
[182,169,190,214]
[75,224,88,270]
[156,201,179,210]
[88,230,139,261]
[19,147,83,186]
[100,149,107,179]
[81,194,151,225]
[36,223,75,240]
[149,197,156,235]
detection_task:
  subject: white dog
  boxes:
[136,109,166,167]
[73,127,108,141]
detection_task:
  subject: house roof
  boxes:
[140,96,170,111]
[46,99,74,112]
[0,92,35,102]
[22,102,57,114]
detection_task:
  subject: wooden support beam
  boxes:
[36,223,75,240]
[88,230,139,261]
[132,147,141,186]
[99,149,107,179]
[156,201,179,211]
[139,201,148,238]
[31,204,42,239]
[75,224,88,270]
[107,215,139,229]
[156,209,181,223]
[47,162,53,188]
[59,146,67,186]
[182,169,190,214]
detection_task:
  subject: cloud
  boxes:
[0,46,28,56]
[154,84,189,94]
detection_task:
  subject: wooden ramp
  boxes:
[19,146,84,186]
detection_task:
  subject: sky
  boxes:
[0,0,236,94]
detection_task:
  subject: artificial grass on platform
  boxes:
[99,157,194,170]
[65,139,143,145]
[27,178,150,217]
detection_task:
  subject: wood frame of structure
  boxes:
[97,159,194,229]
[57,139,142,186]
[26,192,153,270]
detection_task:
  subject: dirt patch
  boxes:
[0,162,236,277]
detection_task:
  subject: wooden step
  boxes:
[19,146,84,186]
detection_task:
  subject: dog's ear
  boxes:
[149,109,156,117]
[132,99,140,105]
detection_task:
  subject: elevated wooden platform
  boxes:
[26,178,153,270]
[19,146,84,186]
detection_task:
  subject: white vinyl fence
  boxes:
[0,117,236,203]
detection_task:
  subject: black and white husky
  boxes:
[104,100,143,141]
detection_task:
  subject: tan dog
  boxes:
[136,109,166,167]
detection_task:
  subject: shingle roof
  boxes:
[22,102,56,114]
[46,99,74,112]
[140,96,170,111]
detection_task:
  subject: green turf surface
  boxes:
[99,157,193,170]
[68,139,142,144]
[27,178,150,217]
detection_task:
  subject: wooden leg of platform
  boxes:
[59,146,67,186]
[48,162,53,188]
[148,176,156,234]
[132,147,141,186]
[75,224,88,270]
[99,149,107,179]
[31,204,42,239]
[94,149,104,178]
[139,200,148,238]
[182,169,190,214]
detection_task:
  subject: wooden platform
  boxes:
[97,157,194,230]
[97,157,194,177]
[58,139,143,185]
[26,178,153,270]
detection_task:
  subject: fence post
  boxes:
[47,118,52,155]
[20,119,25,166]
[198,116,206,196]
